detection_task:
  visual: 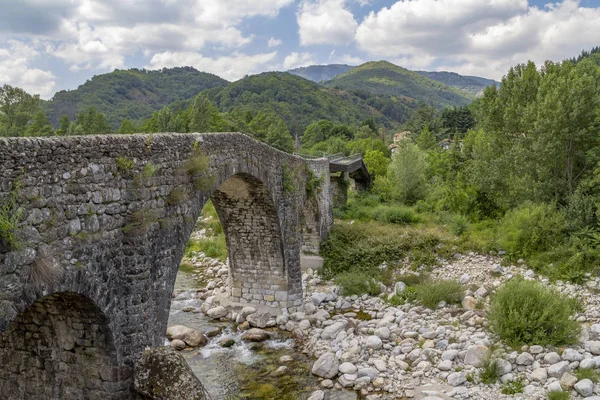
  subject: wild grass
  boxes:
[0,180,22,250]
[413,279,463,309]
[547,391,570,400]
[334,270,381,296]
[185,149,214,190]
[575,367,600,382]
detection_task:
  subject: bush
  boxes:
[185,235,227,261]
[488,278,581,347]
[575,367,600,383]
[547,392,569,400]
[414,280,463,309]
[372,205,420,225]
[334,270,381,296]
[479,358,500,384]
[497,202,567,259]
[320,221,454,279]
[500,376,524,395]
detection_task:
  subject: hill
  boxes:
[43,67,229,129]
[203,72,399,136]
[324,61,473,110]
[287,64,354,82]
[415,71,499,96]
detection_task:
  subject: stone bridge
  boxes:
[0,133,334,399]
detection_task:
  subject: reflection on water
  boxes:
[169,271,320,400]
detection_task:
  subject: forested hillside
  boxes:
[203,72,398,136]
[288,64,354,82]
[325,61,473,109]
[43,67,228,129]
[415,71,499,96]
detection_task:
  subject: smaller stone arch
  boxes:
[0,292,131,400]
[210,172,294,306]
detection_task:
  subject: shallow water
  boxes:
[168,270,321,400]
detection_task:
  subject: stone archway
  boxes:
[210,172,292,307]
[0,292,130,400]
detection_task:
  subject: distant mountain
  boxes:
[324,61,473,111]
[288,64,355,83]
[204,72,399,136]
[43,67,229,129]
[415,71,499,96]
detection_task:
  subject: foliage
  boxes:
[142,162,159,178]
[547,392,570,400]
[334,270,382,296]
[0,84,43,137]
[320,221,454,279]
[488,277,581,347]
[186,235,227,261]
[117,156,134,173]
[0,178,23,249]
[185,148,214,190]
[70,106,112,134]
[43,67,228,129]
[122,210,159,236]
[500,376,525,395]
[497,202,567,259]
[24,112,54,137]
[371,205,420,225]
[413,280,463,309]
[479,358,501,384]
[167,188,187,205]
[575,368,600,383]
[416,125,437,150]
[282,164,298,194]
[305,168,323,197]
[387,141,428,204]
[363,150,390,177]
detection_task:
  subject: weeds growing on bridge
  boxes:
[122,209,159,236]
[0,178,23,250]
[305,167,323,198]
[185,148,214,190]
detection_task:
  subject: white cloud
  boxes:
[298,0,358,46]
[283,52,316,69]
[0,41,55,98]
[268,37,283,48]
[147,51,278,81]
[355,0,600,80]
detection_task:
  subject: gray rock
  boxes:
[548,361,570,378]
[544,352,561,364]
[590,341,600,355]
[442,349,459,361]
[246,311,272,328]
[312,293,327,306]
[365,335,383,350]
[312,352,339,379]
[170,339,186,351]
[560,371,578,388]
[241,328,270,342]
[339,362,357,374]
[308,390,325,400]
[206,306,228,319]
[374,327,390,340]
[464,345,488,367]
[531,367,547,383]
[497,359,512,375]
[134,346,210,399]
[575,378,594,397]
[438,360,453,371]
[321,321,347,340]
[547,381,562,392]
[394,282,406,294]
[357,367,378,381]
[580,358,597,369]
[447,372,466,386]
[516,352,534,365]
[562,348,584,362]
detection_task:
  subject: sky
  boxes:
[1,0,600,99]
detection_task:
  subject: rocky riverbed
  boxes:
[169,248,600,400]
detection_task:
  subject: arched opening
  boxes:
[0,292,131,400]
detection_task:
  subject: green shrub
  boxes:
[282,164,298,194]
[501,376,524,395]
[395,273,427,286]
[450,214,469,236]
[479,358,500,384]
[185,149,214,190]
[488,277,581,347]
[388,286,417,305]
[305,168,323,197]
[185,235,228,261]
[122,210,159,236]
[414,280,463,309]
[575,367,600,383]
[117,156,134,173]
[334,270,381,296]
[547,391,570,400]
[372,205,420,225]
[320,221,453,279]
[167,188,187,205]
[0,179,22,250]
[497,202,567,259]
[142,162,159,178]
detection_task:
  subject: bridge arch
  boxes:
[0,292,129,400]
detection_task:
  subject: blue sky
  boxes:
[1,0,600,98]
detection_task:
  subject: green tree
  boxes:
[0,85,41,137]
[301,120,334,149]
[56,115,70,136]
[416,125,437,150]
[119,119,137,134]
[189,93,215,132]
[24,111,54,137]
[387,141,428,204]
[73,107,112,134]
[248,110,294,152]
[363,150,390,177]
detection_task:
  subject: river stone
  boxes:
[580,358,597,369]
[544,352,561,364]
[516,352,534,365]
[312,293,327,306]
[548,361,570,378]
[219,338,235,348]
[166,325,193,340]
[170,339,186,351]
[308,390,325,400]
[547,381,562,392]
[464,345,488,367]
[271,366,288,377]
[183,330,207,347]
[365,335,383,350]
[438,360,452,371]
[497,359,512,375]
[134,346,211,399]
[247,311,272,328]
[312,352,339,379]
[447,372,466,386]
[321,321,347,339]
[461,296,477,310]
[394,282,406,294]
[207,306,228,319]
[590,341,600,355]
[357,367,378,381]
[442,350,459,361]
[240,306,257,319]
[242,328,270,342]
[575,378,594,397]
[531,367,547,383]
[374,327,390,340]
[562,348,583,361]
[560,371,578,388]
[339,362,358,374]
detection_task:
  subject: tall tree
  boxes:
[56,115,70,136]
[24,112,54,137]
[0,85,41,137]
